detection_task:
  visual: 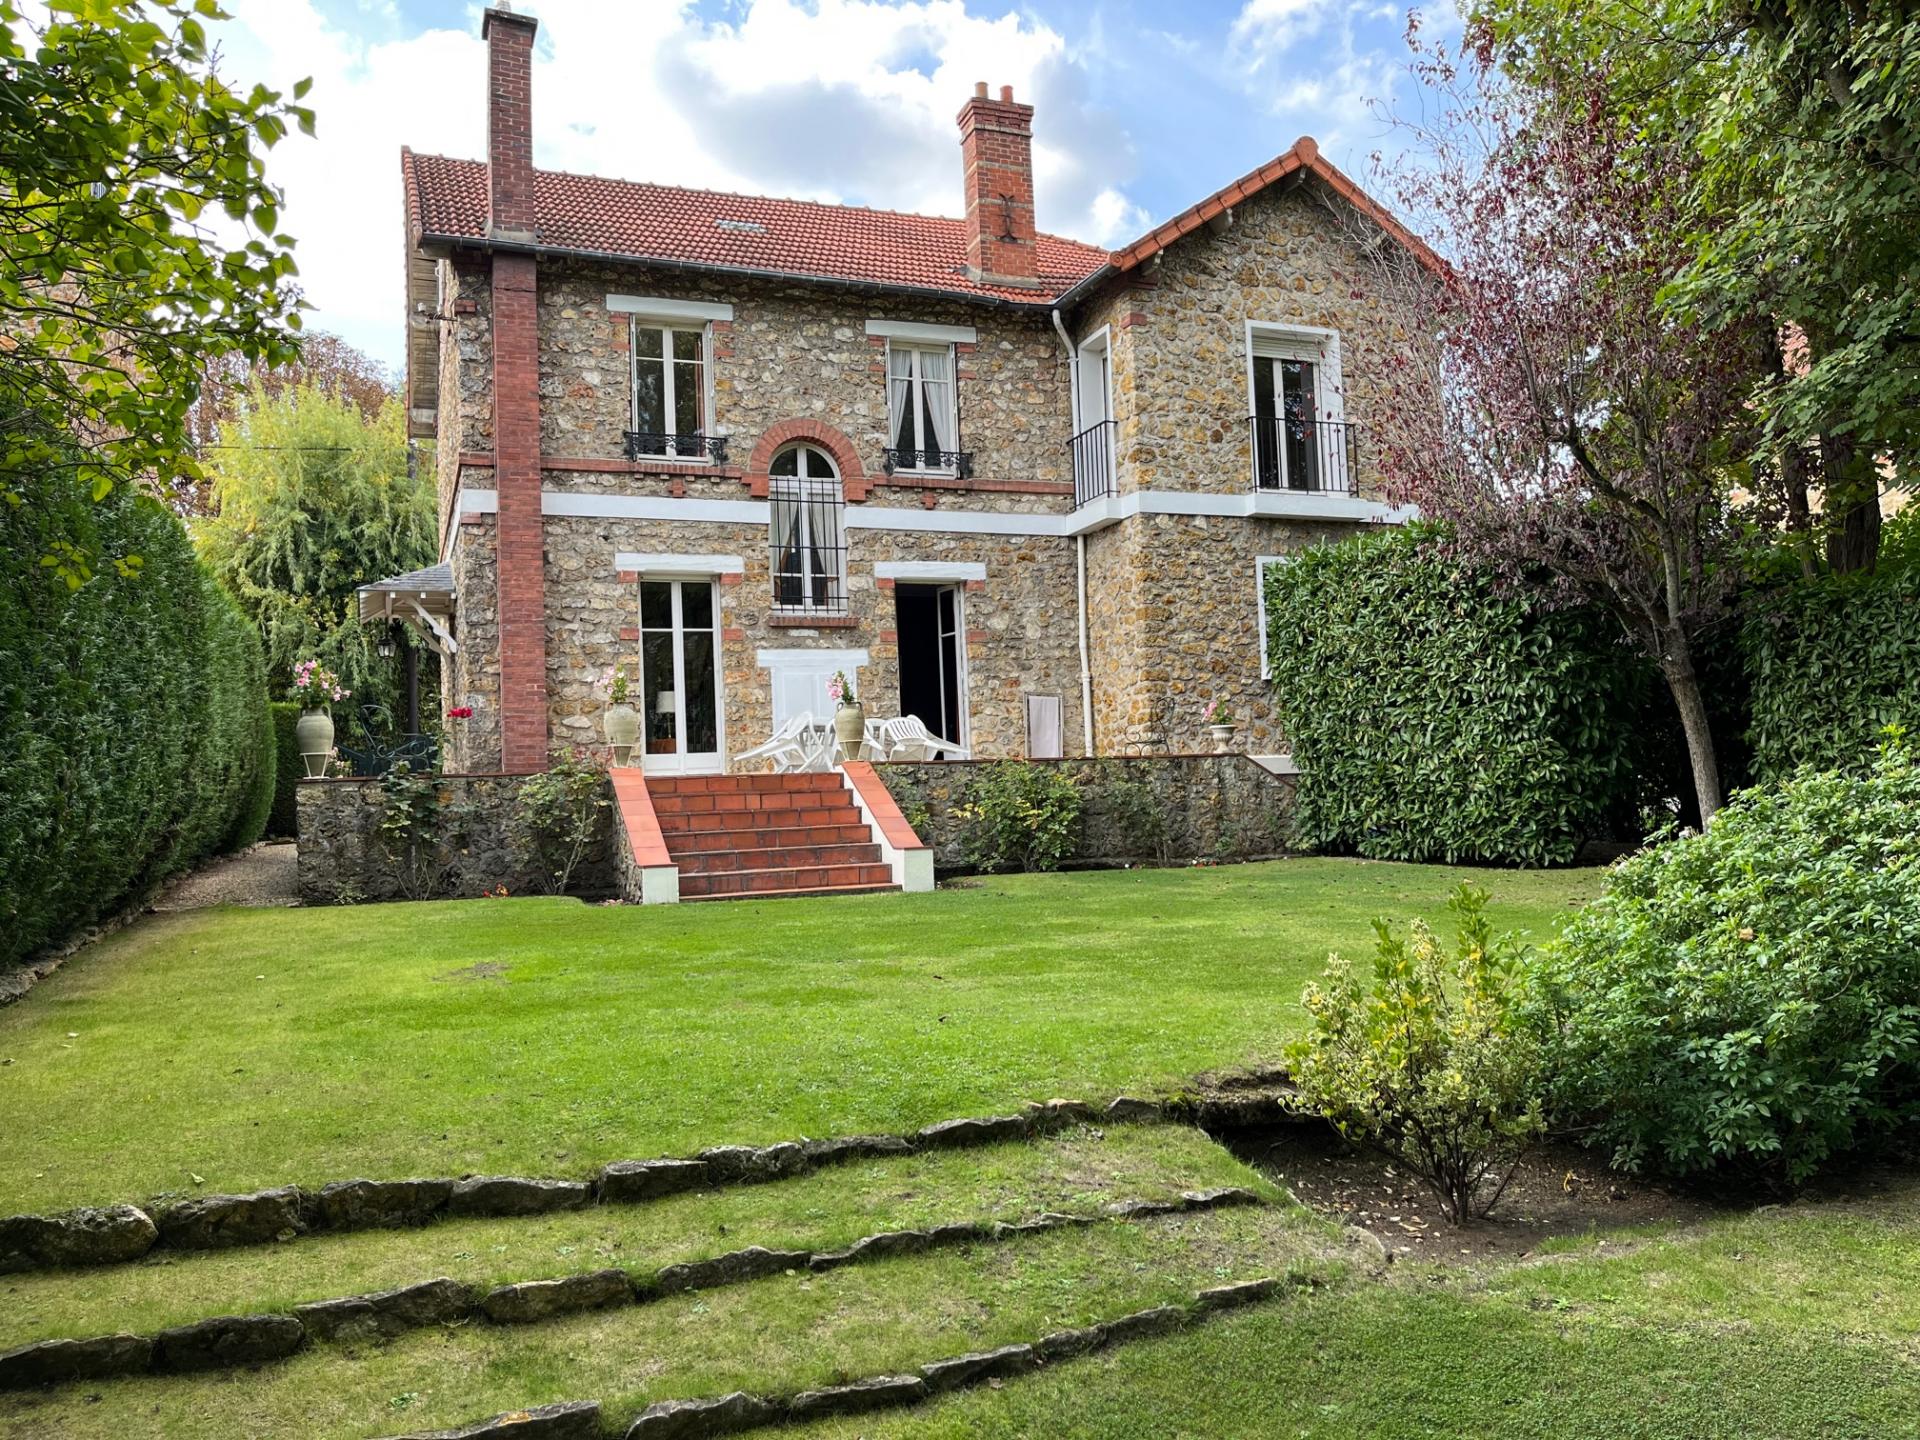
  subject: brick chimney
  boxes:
[482,5,547,771]
[957,83,1039,288]
[482,5,538,242]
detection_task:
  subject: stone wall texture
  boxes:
[877,756,1297,872]
[426,174,1426,766]
[295,775,618,904]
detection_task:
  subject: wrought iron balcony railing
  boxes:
[1068,420,1118,507]
[880,446,974,479]
[1249,415,1358,495]
[624,431,729,465]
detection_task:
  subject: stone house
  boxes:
[396,5,1437,779]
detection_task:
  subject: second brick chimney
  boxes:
[957,83,1039,289]
[482,5,538,241]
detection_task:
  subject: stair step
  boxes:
[678,862,896,897]
[656,805,864,833]
[666,823,875,853]
[647,772,844,796]
[672,843,883,875]
[650,789,863,816]
[681,881,901,903]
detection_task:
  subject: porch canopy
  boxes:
[355,562,457,655]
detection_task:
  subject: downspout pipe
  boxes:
[1052,307,1097,758]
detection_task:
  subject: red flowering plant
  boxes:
[446,706,474,720]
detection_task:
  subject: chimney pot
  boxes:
[999,84,1014,102]
[974,81,988,98]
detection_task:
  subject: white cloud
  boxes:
[211,0,1147,371]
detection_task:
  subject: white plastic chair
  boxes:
[737,712,818,773]
[874,714,970,762]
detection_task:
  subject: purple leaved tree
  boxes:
[1364,30,1766,825]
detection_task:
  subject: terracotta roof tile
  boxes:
[402,151,1108,305]
[400,137,1437,309]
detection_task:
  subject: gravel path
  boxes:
[151,842,300,911]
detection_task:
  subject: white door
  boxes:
[638,579,723,775]
[762,648,869,730]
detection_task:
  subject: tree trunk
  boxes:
[1821,429,1882,576]
[1660,632,1724,826]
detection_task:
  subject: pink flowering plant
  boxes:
[290,659,349,709]
[1202,699,1234,727]
[826,669,858,708]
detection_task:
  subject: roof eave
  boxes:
[420,231,1096,314]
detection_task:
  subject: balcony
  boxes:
[1068,420,1117,508]
[624,431,729,465]
[1249,416,1358,495]
[880,446,974,479]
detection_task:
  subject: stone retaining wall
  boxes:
[875,755,1296,872]
[294,775,618,905]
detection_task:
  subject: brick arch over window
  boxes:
[744,419,872,502]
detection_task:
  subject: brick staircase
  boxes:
[647,772,897,900]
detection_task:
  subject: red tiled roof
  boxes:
[401,137,1439,309]
[402,150,1108,305]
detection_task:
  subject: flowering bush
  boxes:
[289,658,349,709]
[827,669,858,708]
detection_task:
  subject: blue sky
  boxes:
[212,0,1454,372]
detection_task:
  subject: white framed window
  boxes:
[886,342,959,472]
[1245,322,1348,494]
[628,318,711,459]
[1255,552,1293,679]
[769,443,847,616]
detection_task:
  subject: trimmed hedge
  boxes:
[267,701,304,837]
[1263,526,1654,866]
[0,468,272,969]
[1744,556,1920,780]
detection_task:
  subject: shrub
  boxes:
[0,462,271,967]
[957,762,1083,872]
[1536,736,1920,1188]
[374,762,460,901]
[515,750,611,895]
[1743,555,1920,780]
[1284,884,1546,1224]
[1263,526,1657,865]
[267,701,304,837]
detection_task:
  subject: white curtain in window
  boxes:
[918,346,954,453]
[888,347,914,453]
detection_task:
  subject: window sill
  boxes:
[769,613,859,629]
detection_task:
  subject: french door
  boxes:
[637,579,722,774]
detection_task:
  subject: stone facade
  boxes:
[420,139,1436,771]
[878,757,1297,872]
[294,776,618,904]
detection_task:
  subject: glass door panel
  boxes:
[636,578,724,774]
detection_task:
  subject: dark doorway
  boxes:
[894,582,965,747]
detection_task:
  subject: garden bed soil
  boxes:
[1225,1124,1723,1262]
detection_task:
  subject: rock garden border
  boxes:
[0,1073,1305,1277]
[0,1189,1264,1390]
[375,1275,1304,1440]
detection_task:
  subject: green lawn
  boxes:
[0,859,1595,1212]
[805,1191,1920,1440]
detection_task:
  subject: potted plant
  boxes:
[290,660,350,778]
[828,669,865,760]
[603,663,641,767]
[1203,698,1238,749]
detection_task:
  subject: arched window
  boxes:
[769,443,846,616]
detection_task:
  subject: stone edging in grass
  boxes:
[0,1189,1265,1390]
[0,1078,1308,1277]
[383,1275,1298,1440]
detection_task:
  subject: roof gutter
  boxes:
[420,230,1083,315]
